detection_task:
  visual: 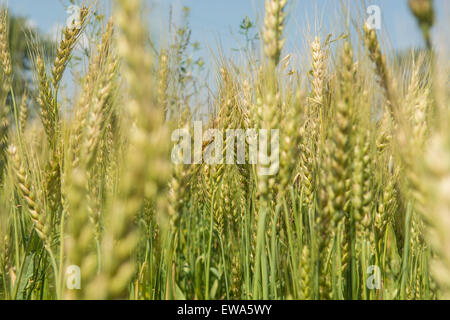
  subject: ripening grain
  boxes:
[0,0,448,300]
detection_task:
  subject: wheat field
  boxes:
[0,0,449,300]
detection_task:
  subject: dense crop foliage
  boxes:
[0,0,449,300]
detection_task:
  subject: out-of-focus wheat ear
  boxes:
[340,42,357,107]
[422,133,450,299]
[52,5,90,89]
[64,167,97,300]
[412,88,430,148]
[263,0,288,67]
[158,49,169,110]
[86,0,171,300]
[409,0,434,49]
[405,59,421,111]
[400,83,429,253]
[115,0,171,201]
[405,59,430,149]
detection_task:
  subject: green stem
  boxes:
[219,235,229,299]
[205,187,217,300]
[400,203,412,299]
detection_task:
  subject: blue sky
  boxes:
[7,0,447,114]
[8,0,448,54]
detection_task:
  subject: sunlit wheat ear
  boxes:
[317,101,351,299]
[257,0,286,202]
[363,25,398,119]
[375,157,397,243]
[306,36,329,171]
[70,19,115,168]
[0,9,11,180]
[279,88,303,196]
[44,152,62,221]
[103,110,121,198]
[263,0,288,67]
[376,110,393,154]
[7,146,50,249]
[214,66,249,228]
[70,83,91,168]
[299,131,315,206]
[309,37,328,110]
[52,5,89,89]
[84,56,119,168]
[316,43,356,290]
[325,100,352,224]
[352,133,374,246]
[0,8,12,86]
[200,154,224,237]
[35,56,57,143]
[96,18,115,65]
[19,91,28,134]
